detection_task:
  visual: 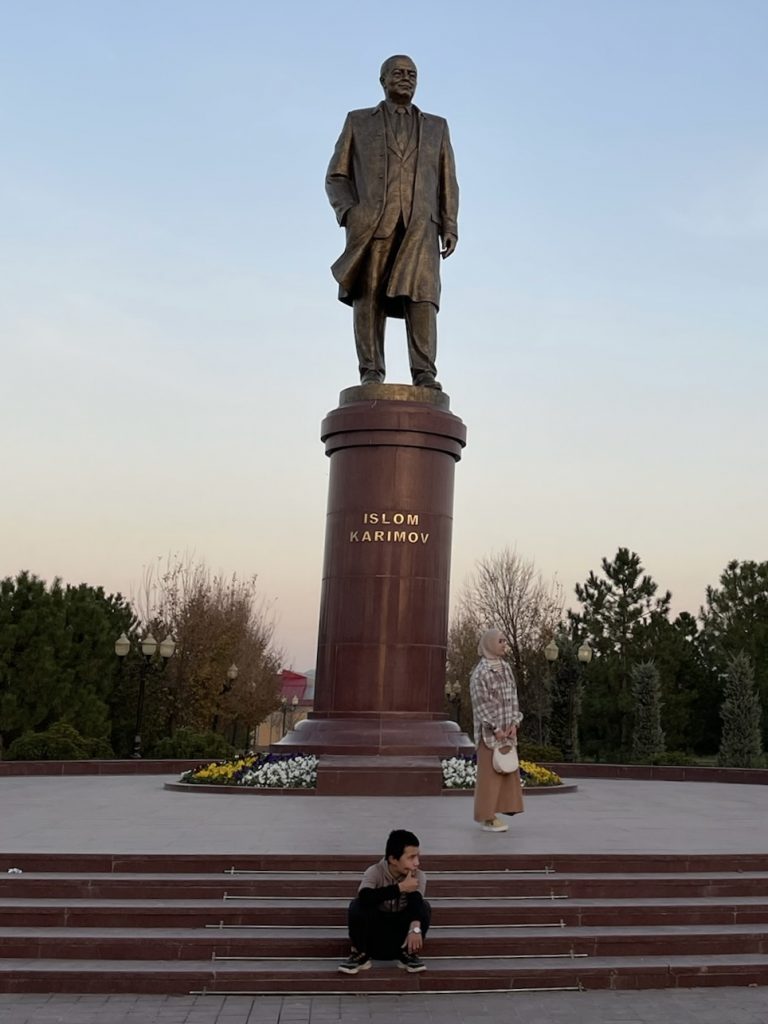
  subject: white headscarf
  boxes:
[478,628,504,662]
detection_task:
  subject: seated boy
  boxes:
[338,828,430,974]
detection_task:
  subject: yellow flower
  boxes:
[519,760,561,786]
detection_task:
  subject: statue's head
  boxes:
[380,55,417,105]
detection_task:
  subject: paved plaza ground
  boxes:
[3,773,768,855]
[1,772,767,1022]
[1,988,768,1024]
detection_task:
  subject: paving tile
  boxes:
[0,1001,47,1009]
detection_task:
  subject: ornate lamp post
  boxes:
[226,663,239,743]
[569,640,593,763]
[444,680,462,724]
[280,695,299,737]
[213,663,239,735]
[544,639,559,665]
[543,639,559,747]
[291,694,299,729]
[115,631,175,758]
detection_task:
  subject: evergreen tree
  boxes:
[701,560,768,745]
[548,633,581,760]
[718,652,764,768]
[630,660,665,761]
[648,611,714,754]
[0,572,136,755]
[570,548,671,758]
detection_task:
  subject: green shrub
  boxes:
[85,737,115,759]
[643,750,699,767]
[518,741,563,762]
[6,722,95,760]
[148,728,235,760]
[6,732,50,761]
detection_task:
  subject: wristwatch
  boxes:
[409,926,422,934]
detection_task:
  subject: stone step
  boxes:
[1,954,767,993]
[2,924,768,960]
[7,869,768,880]
[4,874,768,899]
[1,853,767,992]
[3,852,768,874]
[1,897,768,929]
[2,896,768,928]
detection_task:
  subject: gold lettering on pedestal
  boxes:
[363,512,420,526]
[348,512,430,545]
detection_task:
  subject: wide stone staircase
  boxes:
[1,852,768,993]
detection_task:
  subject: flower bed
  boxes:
[441,754,562,789]
[181,752,317,789]
[179,752,561,791]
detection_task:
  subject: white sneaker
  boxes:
[481,818,508,832]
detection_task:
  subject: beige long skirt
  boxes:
[473,741,525,822]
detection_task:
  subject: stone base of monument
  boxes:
[272,383,473,793]
[273,710,475,795]
[275,714,472,756]
[273,716,474,794]
[315,755,446,795]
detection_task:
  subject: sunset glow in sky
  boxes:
[2,0,766,670]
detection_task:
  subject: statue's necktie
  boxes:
[395,108,408,149]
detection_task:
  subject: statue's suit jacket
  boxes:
[326,102,459,313]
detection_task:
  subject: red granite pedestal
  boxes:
[274,383,474,793]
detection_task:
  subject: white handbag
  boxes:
[492,743,519,774]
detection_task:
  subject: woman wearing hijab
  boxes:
[469,628,525,832]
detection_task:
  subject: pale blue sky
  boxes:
[2,1,766,669]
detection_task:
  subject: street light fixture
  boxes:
[213,663,239,735]
[225,664,239,744]
[444,680,462,724]
[563,639,593,763]
[159,635,176,660]
[542,639,559,748]
[115,632,175,758]
[141,634,158,659]
[280,695,300,737]
[114,633,131,658]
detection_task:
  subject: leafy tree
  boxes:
[458,548,563,743]
[630,660,665,761]
[701,560,768,744]
[718,652,764,768]
[570,548,672,758]
[445,606,482,736]
[0,572,135,756]
[135,556,283,744]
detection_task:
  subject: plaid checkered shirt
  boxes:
[469,657,523,748]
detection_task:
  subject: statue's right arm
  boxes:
[325,114,358,227]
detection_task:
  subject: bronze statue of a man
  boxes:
[326,55,459,390]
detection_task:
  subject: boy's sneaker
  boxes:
[338,950,371,974]
[398,950,426,973]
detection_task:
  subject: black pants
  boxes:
[347,895,431,959]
